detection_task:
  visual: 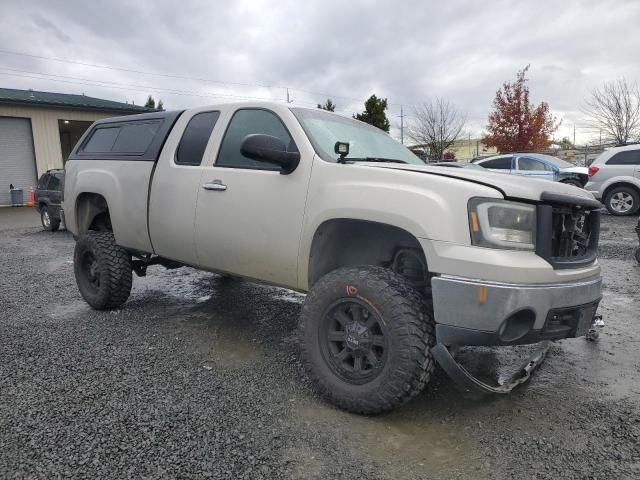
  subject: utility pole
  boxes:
[573,124,576,147]
[286,88,293,104]
[400,105,405,144]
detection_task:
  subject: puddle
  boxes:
[295,399,482,478]
[176,310,262,368]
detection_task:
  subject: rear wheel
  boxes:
[604,186,640,216]
[40,206,60,232]
[298,266,435,414]
[74,231,132,309]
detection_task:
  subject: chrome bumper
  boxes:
[431,274,602,346]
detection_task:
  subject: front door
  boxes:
[515,156,557,181]
[194,108,312,288]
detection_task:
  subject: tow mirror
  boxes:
[240,134,300,175]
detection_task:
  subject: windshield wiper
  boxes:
[341,157,408,164]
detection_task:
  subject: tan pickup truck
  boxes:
[63,102,602,413]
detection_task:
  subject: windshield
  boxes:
[291,108,424,165]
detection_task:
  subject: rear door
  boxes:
[148,110,221,266]
[515,156,556,181]
[46,173,64,215]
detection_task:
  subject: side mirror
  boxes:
[240,134,300,175]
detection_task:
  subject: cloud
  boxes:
[0,0,638,142]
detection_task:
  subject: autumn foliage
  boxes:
[483,66,557,152]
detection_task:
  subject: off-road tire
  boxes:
[74,231,132,310]
[41,206,60,232]
[604,186,640,216]
[298,266,435,414]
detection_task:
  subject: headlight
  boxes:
[468,198,536,250]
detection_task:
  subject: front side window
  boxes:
[518,157,553,171]
[481,156,512,169]
[176,111,220,166]
[607,150,640,165]
[37,175,49,189]
[291,108,422,165]
[216,109,296,170]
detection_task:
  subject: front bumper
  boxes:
[431,274,602,346]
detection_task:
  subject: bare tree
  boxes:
[584,78,640,145]
[407,99,466,161]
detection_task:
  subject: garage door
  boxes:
[0,117,37,206]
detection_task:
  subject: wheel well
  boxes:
[75,193,111,233]
[308,219,429,289]
[603,182,640,200]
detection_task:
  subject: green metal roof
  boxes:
[0,87,154,113]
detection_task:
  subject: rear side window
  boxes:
[175,111,220,166]
[606,150,640,165]
[481,156,512,169]
[216,109,296,170]
[47,175,61,191]
[82,121,161,155]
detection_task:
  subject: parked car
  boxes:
[430,162,485,170]
[472,153,589,187]
[63,104,602,414]
[35,169,64,231]
[585,144,640,216]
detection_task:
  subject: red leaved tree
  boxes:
[483,66,558,153]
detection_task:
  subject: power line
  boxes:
[0,49,285,90]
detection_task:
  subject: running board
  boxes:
[432,340,552,399]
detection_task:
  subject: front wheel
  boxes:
[298,266,435,414]
[74,231,132,309]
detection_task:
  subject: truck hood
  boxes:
[357,162,598,203]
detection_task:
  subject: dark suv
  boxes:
[35,170,64,231]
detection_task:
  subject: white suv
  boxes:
[586,144,640,215]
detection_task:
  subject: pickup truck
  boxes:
[64,102,603,414]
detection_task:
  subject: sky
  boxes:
[1,0,639,145]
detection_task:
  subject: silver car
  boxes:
[585,144,640,216]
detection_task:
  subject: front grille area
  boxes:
[535,197,601,269]
[550,206,595,259]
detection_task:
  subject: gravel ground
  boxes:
[1,207,639,479]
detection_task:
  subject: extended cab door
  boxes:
[149,110,221,266]
[193,107,312,288]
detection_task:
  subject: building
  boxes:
[408,138,498,163]
[0,87,152,206]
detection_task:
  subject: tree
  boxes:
[144,95,164,111]
[558,137,574,149]
[407,98,466,161]
[443,151,456,160]
[317,99,336,112]
[354,94,390,132]
[584,78,640,145]
[483,66,558,152]
[144,95,156,109]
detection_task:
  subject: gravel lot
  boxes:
[1,207,639,479]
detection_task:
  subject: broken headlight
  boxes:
[468,198,536,250]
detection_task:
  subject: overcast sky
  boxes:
[1,0,639,144]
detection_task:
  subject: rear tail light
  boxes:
[588,166,600,177]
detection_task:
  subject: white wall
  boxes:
[0,105,117,176]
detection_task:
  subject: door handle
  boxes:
[203,180,227,191]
